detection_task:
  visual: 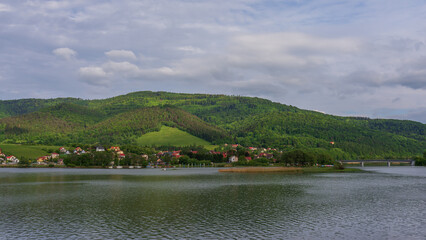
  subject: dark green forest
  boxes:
[0,91,425,159]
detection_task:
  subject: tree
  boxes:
[280,150,315,166]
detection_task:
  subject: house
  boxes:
[37,156,51,164]
[51,153,60,159]
[6,156,19,164]
[246,157,252,161]
[229,156,238,163]
[37,157,46,164]
[172,151,181,158]
[57,159,64,165]
[118,153,126,159]
[74,147,83,154]
[0,153,5,158]
[141,154,148,160]
[110,146,121,152]
[96,146,105,152]
[116,150,124,155]
[59,147,67,153]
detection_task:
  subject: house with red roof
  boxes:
[6,156,19,164]
[172,151,181,158]
[110,146,121,152]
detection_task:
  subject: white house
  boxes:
[96,146,105,152]
[229,156,239,163]
[6,156,19,164]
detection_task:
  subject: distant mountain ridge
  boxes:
[0,91,425,159]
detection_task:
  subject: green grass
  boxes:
[0,144,60,159]
[137,126,212,147]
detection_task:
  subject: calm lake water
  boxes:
[0,167,425,239]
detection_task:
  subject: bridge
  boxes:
[341,159,415,167]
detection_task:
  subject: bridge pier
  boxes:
[361,162,364,167]
[387,161,391,167]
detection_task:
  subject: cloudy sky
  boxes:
[1,0,426,123]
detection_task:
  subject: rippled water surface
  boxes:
[0,167,425,239]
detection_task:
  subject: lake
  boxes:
[0,167,425,239]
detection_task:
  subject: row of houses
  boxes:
[33,144,279,165]
[36,146,125,165]
[155,148,276,163]
[36,152,63,165]
[0,148,20,165]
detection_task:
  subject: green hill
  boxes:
[0,91,425,159]
[137,126,211,147]
[80,106,230,145]
[0,105,230,146]
[40,103,106,125]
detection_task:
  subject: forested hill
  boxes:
[0,91,425,159]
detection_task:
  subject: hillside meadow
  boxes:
[0,144,60,159]
[137,126,212,147]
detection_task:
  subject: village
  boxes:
[0,144,280,168]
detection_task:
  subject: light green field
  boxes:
[137,126,213,147]
[0,144,60,159]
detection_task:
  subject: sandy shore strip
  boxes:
[219,167,303,173]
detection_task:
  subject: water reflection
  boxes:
[0,168,425,239]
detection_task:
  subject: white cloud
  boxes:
[78,67,109,86]
[0,3,12,12]
[105,50,137,61]
[52,48,77,60]
[177,46,205,54]
[228,33,359,69]
[180,23,243,33]
[102,61,141,78]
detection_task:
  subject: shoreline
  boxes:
[219,166,364,173]
[219,167,303,173]
[0,165,365,173]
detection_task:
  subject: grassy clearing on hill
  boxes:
[0,144,60,159]
[137,126,212,147]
